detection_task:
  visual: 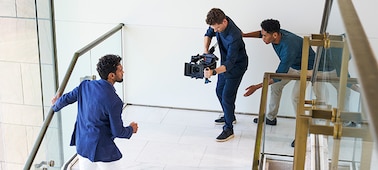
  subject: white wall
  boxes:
[54,0,377,116]
[119,0,325,115]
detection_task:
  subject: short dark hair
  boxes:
[261,19,280,34]
[96,54,122,80]
[206,8,226,25]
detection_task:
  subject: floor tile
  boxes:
[105,105,377,170]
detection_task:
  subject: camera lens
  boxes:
[193,66,200,72]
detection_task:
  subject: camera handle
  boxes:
[208,42,218,54]
[205,68,212,84]
[205,42,218,84]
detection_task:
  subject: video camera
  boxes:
[184,44,219,83]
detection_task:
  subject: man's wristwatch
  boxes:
[212,69,217,75]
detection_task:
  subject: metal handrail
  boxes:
[253,0,378,168]
[23,23,124,170]
[62,153,78,170]
[338,0,378,154]
[311,0,333,84]
[251,72,348,170]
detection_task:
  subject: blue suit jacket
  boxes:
[53,79,133,162]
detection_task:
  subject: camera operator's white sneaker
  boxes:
[214,116,237,125]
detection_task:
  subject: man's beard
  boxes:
[116,79,123,83]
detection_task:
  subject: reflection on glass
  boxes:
[311,0,374,169]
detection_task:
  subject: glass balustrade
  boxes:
[253,0,377,169]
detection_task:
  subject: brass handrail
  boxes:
[251,32,366,169]
[251,72,322,170]
[338,0,378,154]
[23,23,124,170]
[62,153,78,170]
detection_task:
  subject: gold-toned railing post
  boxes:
[293,36,310,170]
[330,35,350,170]
[252,73,271,170]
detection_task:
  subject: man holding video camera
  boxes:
[203,8,248,142]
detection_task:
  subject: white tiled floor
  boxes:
[113,105,296,170]
[70,104,377,170]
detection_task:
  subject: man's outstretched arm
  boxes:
[244,79,274,97]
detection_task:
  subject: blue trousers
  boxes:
[216,74,244,130]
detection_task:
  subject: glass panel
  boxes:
[32,32,123,169]
[313,0,376,169]
[28,0,64,169]
[89,31,124,99]
[261,0,377,168]
[59,31,124,166]
[31,111,62,170]
[29,1,124,167]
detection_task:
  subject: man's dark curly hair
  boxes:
[206,8,226,25]
[261,19,280,34]
[96,54,122,80]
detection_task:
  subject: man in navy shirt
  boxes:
[243,19,315,146]
[203,8,248,142]
[52,54,138,169]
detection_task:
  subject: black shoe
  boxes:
[214,117,237,125]
[291,140,295,147]
[216,128,234,142]
[253,118,277,125]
